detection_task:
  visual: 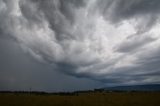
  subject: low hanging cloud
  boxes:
[0,0,160,86]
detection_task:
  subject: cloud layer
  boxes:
[1,0,160,86]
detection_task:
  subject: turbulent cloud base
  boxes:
[1,0,160,85]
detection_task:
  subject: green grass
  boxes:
[0,92,160,106]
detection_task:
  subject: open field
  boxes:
[0,92,160,106]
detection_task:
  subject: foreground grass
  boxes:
[0,92,160,106]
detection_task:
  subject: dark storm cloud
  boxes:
[20,0,86,41]
[0,39,103,91]
[101,0,160,21]
[99,0,160,33]
[0,0,160,88]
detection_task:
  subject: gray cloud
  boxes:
[101,0,160,20]
[99,0,160,33]
[0,0,160,87]
[116,34,156,53]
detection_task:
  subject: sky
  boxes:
[0,0,160,92]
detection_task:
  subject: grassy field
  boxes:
[0,92,160,106]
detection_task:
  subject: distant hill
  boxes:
[104,84,160,91]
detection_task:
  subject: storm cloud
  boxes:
[0,0,160,86]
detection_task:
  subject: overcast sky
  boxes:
[0,0,160,92]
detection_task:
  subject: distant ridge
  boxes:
[1,84,160,93]
[104,84,160,91]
